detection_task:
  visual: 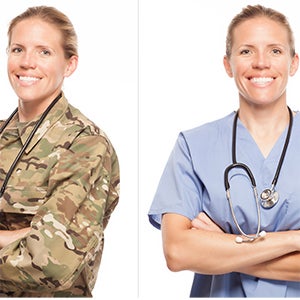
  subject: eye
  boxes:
[40,49,51,56]
[240,49,251,55]
[272,48,282,55]
[10,47,23,54]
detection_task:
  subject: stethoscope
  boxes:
[224,107,293,243]
[0,92,62,198]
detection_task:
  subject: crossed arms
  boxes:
[162,212,300,281]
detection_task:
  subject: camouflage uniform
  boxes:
[0,93,120,297]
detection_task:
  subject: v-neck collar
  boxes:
[236,111,299,163]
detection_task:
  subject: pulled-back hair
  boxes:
[226,5,295,58]
[8,6,78,58]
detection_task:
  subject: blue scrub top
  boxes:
[148,111,300,297]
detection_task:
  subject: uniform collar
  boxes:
[15,92,69,153]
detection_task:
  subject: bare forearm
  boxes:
[162,214,300,275]
[166,230,298,275]
[0,227,30,249]
[190,212,300,281]
[237,251,300,281]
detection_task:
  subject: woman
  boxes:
[0,6,119,297]
[149,4,300,297]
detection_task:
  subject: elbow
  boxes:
[163,241,227,275]
[164,243,187,272]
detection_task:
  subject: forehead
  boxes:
[10,18,62,45]
[232,16,289,45]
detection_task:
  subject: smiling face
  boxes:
[223,16,299,108]
[7,17,77,117]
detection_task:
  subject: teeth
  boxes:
[19,76,39,82]
[251,77,273,83]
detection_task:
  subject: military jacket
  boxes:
[0,94,119,297]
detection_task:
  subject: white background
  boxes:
[139,1,300,299]
[1,1,300,300]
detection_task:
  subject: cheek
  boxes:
[50,59,69,76]
[7,57,17,73]
[230,60,248,75]
[47,64,68,86]
[7,59,18,85]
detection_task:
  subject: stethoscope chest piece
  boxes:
[224,107,293,243]
[260,188,279,209]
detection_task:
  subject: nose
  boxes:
[19,51,37,69]
[252,52,270,70]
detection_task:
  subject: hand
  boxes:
[191,212,224,233]
[0,227,30,249]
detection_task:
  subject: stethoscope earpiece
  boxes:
[235,230,267,243]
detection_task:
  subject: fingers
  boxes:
[191,212,212,230]
[191,217,204,229]
[191,212,223,233]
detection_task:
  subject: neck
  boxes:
[18,101,49,122]
[17,92,62,122]
[238,103,291,158]
[239,104,289,130]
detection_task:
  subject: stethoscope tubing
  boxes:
[0,92,62,198]
[226,185,262,241]
[224,162,256,190]
[224,106,293,242]
[224,162,262,241]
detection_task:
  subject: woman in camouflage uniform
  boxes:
[0,6,119,297]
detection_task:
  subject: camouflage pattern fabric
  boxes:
[0,93,120,297]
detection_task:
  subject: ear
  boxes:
[290,53,299,77]
[223,55,233,78]
[64,55,78,78]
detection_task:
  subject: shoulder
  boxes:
[52,99,117,157]
[68,105,116,153]
[66,104,102,136]
[179,112,235,145]
[58,102,112,145]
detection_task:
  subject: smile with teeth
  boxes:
[18,75,40,82]
[250,77,274,84]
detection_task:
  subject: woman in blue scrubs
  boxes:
[148,4,300,297]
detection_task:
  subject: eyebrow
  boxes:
[9,43,56,52]
[237,43,287,49]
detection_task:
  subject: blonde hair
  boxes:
[225,5,295,58]
[8,6,78,58]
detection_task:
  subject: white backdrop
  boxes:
[139,1,300,299]
[1,0,300,299]
[0,1,137,299]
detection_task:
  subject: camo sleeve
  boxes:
[0,131,119,295]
